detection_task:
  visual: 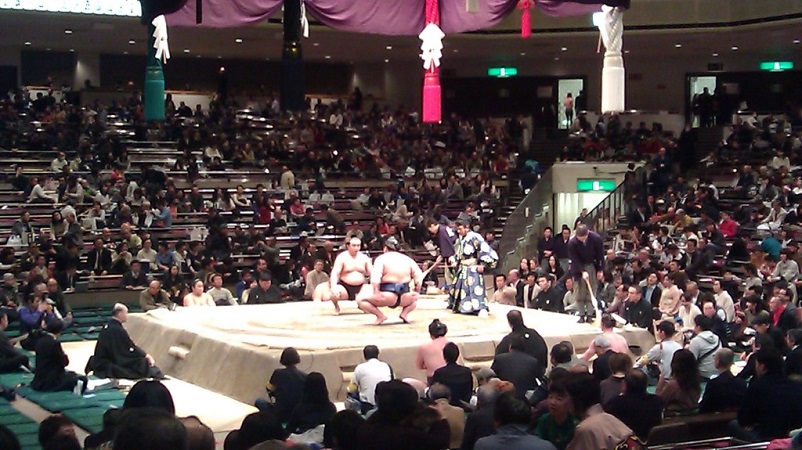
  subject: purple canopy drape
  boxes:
[166,0,624,31]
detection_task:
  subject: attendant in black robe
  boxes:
[85,304,162,379]
[0,311,29,373]
[32,319,84,392]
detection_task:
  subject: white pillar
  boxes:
[74,52,100,90]
[602,51,625,113]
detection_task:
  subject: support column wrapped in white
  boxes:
[596,6,625,114]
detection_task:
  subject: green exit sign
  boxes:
[760,61,794,71]
[577,179,616,192]
[487,67,518,77]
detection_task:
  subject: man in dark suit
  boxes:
[699,348,747,413]
[460,384,498,450]
[85,238,113,276]
[32,319,84,392]
[507,270,525,308]
[0,311,29,373]
[591,335,615,383]
[495,310,548,366]
[785,329,802,378]
[431,342,473,408]
[120,261,148,290]
[85,304,162,379]
[532,274,564,313]
[642,272,663,308]
[491,334,545,398]
[606,369,663,441]
[623,285,653,330]
[730,349,802,442]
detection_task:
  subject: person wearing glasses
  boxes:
[313,236,372,315]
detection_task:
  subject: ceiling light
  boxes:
[453,49,458,53]
[196,55,201,58]
[46,48,51,51]
[69,48,74,52]
[64,29,73,34]
[384,59,389,63]
[561,47,567,51]
[128,39,135,45]
[794,39,800,44]
[519,52,526,56]
[624,50,630,54]
[24,41,31,46]
[235,38,243,43]
[324,55,331,59]
[123,51,129,55]
[712,52,719,57]
[731,46,738,51]
[386,45,392,50]
[554,57,560,61]
[674,43,682,48]
[313,42,319,47]
[217,56,222,59]
[183,49,190,53]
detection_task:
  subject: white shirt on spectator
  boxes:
[351,358,393,405]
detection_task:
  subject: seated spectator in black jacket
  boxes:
[32,319,85,393]
[699,348,747,413]
[461,384,499,450]
[606,370,663,442]
[623,285,653,330]
[786,329,802,378]
[431,342,474,408]
[491,334,545,399]
[121,260,148,290]
[729,348,802,442]
[0,311,29,373]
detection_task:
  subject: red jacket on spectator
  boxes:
[720,218,738,238]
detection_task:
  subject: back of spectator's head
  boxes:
[42,434,81,450]
[45,318,64,335]
[323,410,365,450]
[38,415,76,447]
[225,411,286,450]
[179,416,215,450]
[474,383,499,409]
[714,348,735,371]
[551,343,572,365]
[600,314,616,329]
[593,334,611,350]
[0,424,19,450]
[752,315,772,327]
[113,408,187,450]
[657,320,677,337]
[755,348,784,376]
[564,373,601,417]
[374,379,419,422]
[694,314,713,331]
[493,393,532,426]
[428,383,452,402]
[609,353,633,375]
[363,345,380,360]
[623,369,648,395]
[428,319,448,337]
[123,380,175,414]
[788,329,802,347]
[506,310,524,328]
[475,367,496,385]
[509,334,527,352]
[279,347,301,366]
[442,342,460,364]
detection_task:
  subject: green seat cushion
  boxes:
[38,396,97,412]
[58,334,85,343]
[85,390,126,402]
[0,405,17,416]
[80,333,100,340]
[63,407,108,434]
[8,422,39,435]
[0,413,37,426]
[0,372,34,388]
[15,432,41,448]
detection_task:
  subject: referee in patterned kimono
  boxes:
[449,219,498,317]
[567,224,605,323]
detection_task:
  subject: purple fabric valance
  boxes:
[166,0,623,32]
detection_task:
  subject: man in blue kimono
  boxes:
[449,219,498,317]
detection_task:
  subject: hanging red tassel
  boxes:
[518,0,533,38]
[422,0,441,124]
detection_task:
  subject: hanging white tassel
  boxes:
[152,15,171,64]
[419,22,445,70]
[300,0,309,38]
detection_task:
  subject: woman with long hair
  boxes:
[657,349,701,414]
[285,372,336,435]
[163,265,187,305]
[546,255,564,281]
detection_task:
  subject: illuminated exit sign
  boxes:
[577,179,616,192]
[487,67,518,77]
[760,61,794,72]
